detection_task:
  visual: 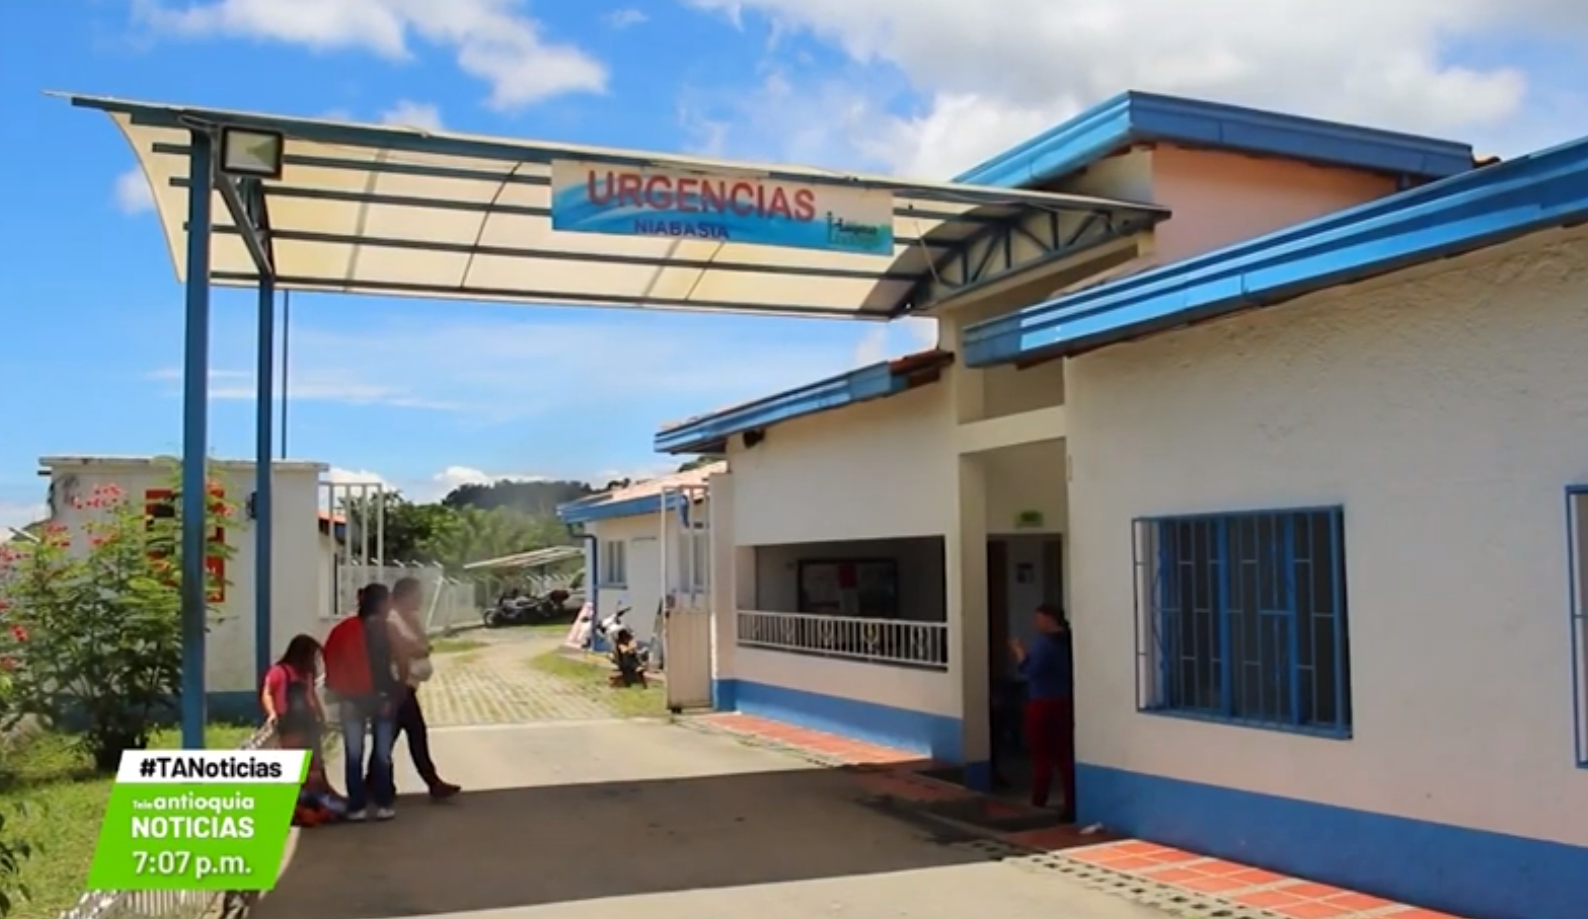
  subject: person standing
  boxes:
[1009,603,1076,820]
[323,582,402,821]
[388,577,460,799]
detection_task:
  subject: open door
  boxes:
[664,483,714,712]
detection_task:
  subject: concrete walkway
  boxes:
[421,630,609,726]
[254,719,1171,919]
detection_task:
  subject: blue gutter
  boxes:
[652,355,945,455]
[954,91,1475,189]
[962,133,1588,367]
[558,491,688,525]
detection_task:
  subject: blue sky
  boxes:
[2,0,1583,525]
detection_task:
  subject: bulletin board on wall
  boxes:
[796,558,899,617]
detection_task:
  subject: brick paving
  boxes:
[682,712,1471,919]
[419,632,610,726]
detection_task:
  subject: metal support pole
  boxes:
[279,290,290,460]
[180,131,215,750]
[254,276,275,689]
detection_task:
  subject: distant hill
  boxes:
[440,479,597,517]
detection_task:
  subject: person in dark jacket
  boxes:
[1009,603,1076,820]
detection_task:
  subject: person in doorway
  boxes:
[1009,603,1076,820]
[388,577,460,800]
[323,582,401,821]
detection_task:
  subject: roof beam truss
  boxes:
[902,205,1159,314]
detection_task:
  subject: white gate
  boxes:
[318,479,388,620]
[662,481,713,711]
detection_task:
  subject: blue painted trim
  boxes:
[954,91,1473,189]
[712,678,738,711]
[179,130,214,751]
[1078,762,1588,919]
[1565,486,1588,768]
[715,678,962,763]
[1136,506,1352,738]
[653,359,937,455]
[963,134,1588,367]
[557,491,686,524]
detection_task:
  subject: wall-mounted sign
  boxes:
[550,160,895,255]
[1015,510,1045,530]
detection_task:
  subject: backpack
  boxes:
[323,616,373,698]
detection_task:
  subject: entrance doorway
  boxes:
[985,535,1066,808]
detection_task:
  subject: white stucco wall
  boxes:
[1065,227,1588,850]
[728,383,953,544]
[40,458,325,695]
[587,512,665,645]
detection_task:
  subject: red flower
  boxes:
[0,656,15,673]
[9,625,26,643]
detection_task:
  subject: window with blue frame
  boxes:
[1133,507,1352,735]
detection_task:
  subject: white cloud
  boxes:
[114,166,155,215]
[853,316,938,367]
[0,502,47,535]
[145,366,460,412]
[325,467,392,488]
[133,0,608,110]
[603,8,647,28]
[379,100,444,131]
[681,1,1588,177]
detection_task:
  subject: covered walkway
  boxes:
[58,92,1168,751]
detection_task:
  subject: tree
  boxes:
[675,456,723,473]
[440,479,595,516]
[417,506,568,575]
[0,470,237,770]
[338,492,458,563]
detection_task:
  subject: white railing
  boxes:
[329,562,481,634]
[736,610,949,670]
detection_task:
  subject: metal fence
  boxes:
[328,562,482,634]
[736,610,950,669]
[53,723,277,919]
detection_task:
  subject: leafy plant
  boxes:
[0,805,31,917]
[0,465,239,771]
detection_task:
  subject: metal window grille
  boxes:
[1133,506,1352,736]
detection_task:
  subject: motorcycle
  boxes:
[482,589,570,628]
[592,605,650,687]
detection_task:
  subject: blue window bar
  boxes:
[1133,506,1352,737]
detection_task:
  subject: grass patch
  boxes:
[430,637,487,655]
[0,723,256,918]
[527,651,668,719]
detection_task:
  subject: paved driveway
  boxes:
[420,630,609,726]
[253,719,1172,919]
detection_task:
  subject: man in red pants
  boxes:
[1010,603,1076,821]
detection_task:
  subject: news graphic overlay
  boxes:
[87,750,308,891]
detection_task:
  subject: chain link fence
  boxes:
[327,563,483,635]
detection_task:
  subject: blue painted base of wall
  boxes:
[1079,763,1588,919]
[713,679,963,763]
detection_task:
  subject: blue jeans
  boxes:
[340,698,396,812]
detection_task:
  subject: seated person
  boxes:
[609,628,647,687]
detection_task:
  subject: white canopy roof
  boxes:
[62,93,1168,319]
